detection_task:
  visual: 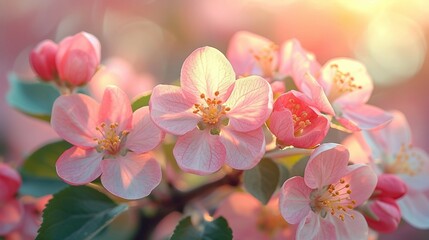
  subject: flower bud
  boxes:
[56,32,101,86]
[375,174,407,199]
[29,40,58,81]
[365,198,401,233]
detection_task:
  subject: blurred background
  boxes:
[0,0,428,238]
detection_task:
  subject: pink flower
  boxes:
[269,90,329,149]
[29,40,58,81]
[0,163,22,236]
[56,32,101,86]
[349,111,429,229]
[279,143,377,240]
[51,86,164,199]
[215,192,295,240]
[364,174,406,233]
[298,58,392,131]
[150,46,273,175]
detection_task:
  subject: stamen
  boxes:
[94,122,128,155]
[250,43,278,78]
[328,64,363,102]
[286,98,312,136]
[193,92,230,129]
[386,144,424,176]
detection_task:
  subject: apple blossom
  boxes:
[269,90,329,149]
[56,32,101,86]
[29,40,58,81]
[51,86,164,199]
[0,163,22,236]
[279,143,377,240]
[150,46,273,175]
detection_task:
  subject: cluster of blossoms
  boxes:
[4,30,428,239]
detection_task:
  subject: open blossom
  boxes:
[51,86,164,199]
[215,192,295,240]
[348,110,429,229]
[297,58,392,131]
[269,90,329,149]
[29,40,58,81]
[0,163,22,236]
[279,143,377,240]
[364,174,406,233]
[56,32,101,86]
[150,46,273,175]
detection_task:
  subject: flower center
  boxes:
[310,178,356,222]
[251,43,278,78]
[257,207,289,236]
[328,64,362,102]
[286,98,312,137]
[94,122,129,155]
[385,144,424,176]
[193,91,230,134]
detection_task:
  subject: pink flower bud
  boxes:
[56,32,101,86]
[29,40,58,81]
[365,198,402,233]
[268,90,329,148]
[375,174,407,199]
[0,163,21,201]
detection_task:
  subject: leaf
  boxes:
[6,73,60,122]
[131,91,151,112]
[290,156,309,177]
[243,158,280,204]
[19,171,67,197]
[276,163,290,187]
[22,140,71,179]
[36,186,128,240]
[170,216,232,240]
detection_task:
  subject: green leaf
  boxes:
[276,163,290,187]
[243,158,280,205]
[19,171,67,197]
[6,73,60,122]
[22,140,71,179]
[170,216,232,240]
[131,91,151,112]
[36,186,128,240]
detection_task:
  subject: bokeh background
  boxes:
[1,0,428,238]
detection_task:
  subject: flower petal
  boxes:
[296,73,334,115]
[173,128,225,175]
[305,143,349,189]
[279,176,312,224]
[399,147,429,191]
[343,164,377,206]
[225,76,273,132]
[125,106,165,153]
[398,188,429,229]
[366,198,401,233]
[56,146,103,185]
[181,46,236,102]
[227,31,278,78]
[220,127,265,170]
[98,86,133,131]
[0,198,22,235]
[101,153,161,200]
[336,104,393,131]
[0,163,21,201]
[51,94,100,148]
[150,84,199,135]
[296,213,335,240]
[328,210,368,240]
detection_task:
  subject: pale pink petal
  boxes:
[279,176,312,224]
[337,104,393,131]
[342,164,377,206]
[0,163,21,201]
[56,146,103,185]
[296,213,335,240]
[150,85,199,135]
[215,192,268,240]
[0,198,22,235]
[81,32,101,62]
[225,76,273,132]
[181,46,236,102]
[399,147,429,191]
[98,86,133,131]
[342,134,373,165]
[173,128,225,175]
[51,94,100,148]
[151,212,182,240]
[305,143,349,189]
[328,210,368,240]
[125,107,165,153]
[101,153,161,200]
[220,127,265,170]
[398,188,429,229]
[227,31,277,78]
[320,58,373,106]
[270,81,286,95]
[297,73,334,115]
